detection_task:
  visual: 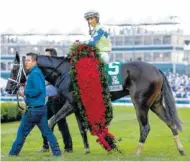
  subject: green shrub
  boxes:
[1,102,24,123]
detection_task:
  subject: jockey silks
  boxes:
[87,24,112,52]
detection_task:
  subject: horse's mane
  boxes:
[22,55,69,61]
[38,55,70,62]
[51,56,66,59]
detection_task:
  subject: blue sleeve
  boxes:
[24,72,44,98]
[46,85,57,97]
[88,28,104,46]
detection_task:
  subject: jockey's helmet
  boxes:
[84,9,100,22]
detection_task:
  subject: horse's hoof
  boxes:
[135,148,142,155]
[84,148,90,154]
[135,143,143,155]
[135,151,141,156]
[179,150,185,156]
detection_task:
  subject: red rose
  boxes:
[79,44,85,49]
[74,51,78,55]
[86,46,92,52]
[90,51,95,58]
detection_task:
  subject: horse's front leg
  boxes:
[74,110,90,154]
[48,100,74,129]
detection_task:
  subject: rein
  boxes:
[44,58,66,79]
[17,93,25,111]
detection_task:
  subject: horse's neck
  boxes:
[37,55,63,69]
[40,68,57,85]
[37,56,69,85]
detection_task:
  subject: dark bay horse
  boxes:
[6,52,184,155]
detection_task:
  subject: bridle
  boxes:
[8,57,27,111]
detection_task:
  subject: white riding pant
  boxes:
[100,52,110,64]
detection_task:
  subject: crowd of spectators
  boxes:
[166,73,190,99]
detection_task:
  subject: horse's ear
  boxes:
[15,51,20,62]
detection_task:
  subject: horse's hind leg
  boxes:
[150,94,184,155]
[131,80,161,155]
[132,98,150,155]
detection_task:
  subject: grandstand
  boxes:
[0,16,190,106]
[0,28,88,79]
[1,16,189,79]
[104,16,189,74]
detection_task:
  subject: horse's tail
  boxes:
[159,70,183,132]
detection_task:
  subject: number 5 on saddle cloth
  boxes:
[105,62,123,92]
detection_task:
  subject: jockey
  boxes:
[84,9,112,64]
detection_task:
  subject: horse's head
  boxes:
[5,52,27,95]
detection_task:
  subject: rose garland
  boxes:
[68,41,117,151]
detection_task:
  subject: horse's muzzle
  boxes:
[5,84,19,95]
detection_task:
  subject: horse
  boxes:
[5,52,185,155]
